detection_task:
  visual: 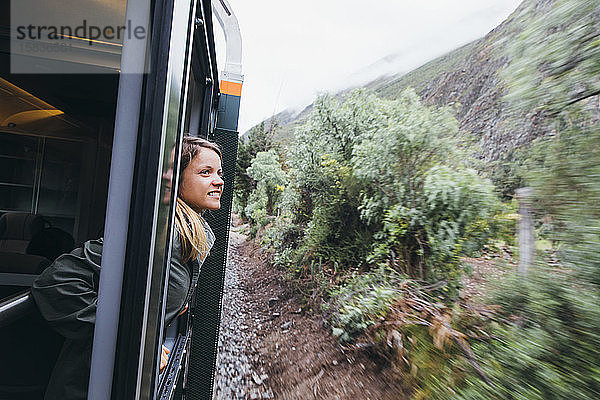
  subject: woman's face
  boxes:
[161,148,176,205]
[179,148,224,212]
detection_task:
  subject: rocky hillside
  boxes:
[252,0,553,166]
[368,0,551,163]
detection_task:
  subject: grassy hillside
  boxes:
[366,40,479,98]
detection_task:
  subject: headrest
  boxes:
[0,213,48,241]
[27,227,75,261]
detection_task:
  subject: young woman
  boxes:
[31,136,224,400]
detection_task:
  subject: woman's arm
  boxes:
[31,240,102,340]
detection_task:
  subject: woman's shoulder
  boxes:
[171,229,183,259]
[201,217,216,250]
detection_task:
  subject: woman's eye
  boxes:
[200,169,210,175]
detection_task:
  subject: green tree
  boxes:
[234,121,277,218]
[284,90,388,266]
[245,149,287,224]
[352,88,463,225]
[282,89,498,284]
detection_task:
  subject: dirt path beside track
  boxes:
[214,226,404,399]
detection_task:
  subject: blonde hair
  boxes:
[175,136,222,262]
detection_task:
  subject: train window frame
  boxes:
[88,0,221,399]
[155,9,221,397]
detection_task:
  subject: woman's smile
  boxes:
[207,190,221,198]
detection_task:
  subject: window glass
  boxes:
[0,132,37,212]
[38,139,83,234]
[0,131,85,235]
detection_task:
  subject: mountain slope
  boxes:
[250,0,550,165]
[370,0,548,163]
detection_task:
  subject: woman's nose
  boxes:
[213,174,224,186]
[162,168,173,181]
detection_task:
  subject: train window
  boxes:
[1,1,123,397]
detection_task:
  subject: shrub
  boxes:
[369,166,499,289]
[352,88,464,225]
[328,271,493,399]
[524,118,600,287]
[445,269,600,400]
[328,267,406,343]
[282,91,388,269]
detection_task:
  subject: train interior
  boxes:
[0,0,123,300]
[0,67,119,396]
[0,72,118,296]
[0,4,119,397]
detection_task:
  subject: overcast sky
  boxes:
[214,0,523,134]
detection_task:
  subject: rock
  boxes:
[213,242,254,399]
[252,372,263,385]
[281,321,292,330]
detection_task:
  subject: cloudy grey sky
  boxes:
[214,0,523,134]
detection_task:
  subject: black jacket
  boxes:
[31,221,215,400]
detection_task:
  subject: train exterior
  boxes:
[0,0,242,398]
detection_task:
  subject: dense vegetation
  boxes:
[235,0,600,398]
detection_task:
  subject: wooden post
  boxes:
[516,187,534,274]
